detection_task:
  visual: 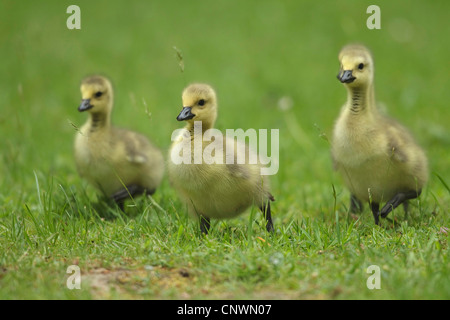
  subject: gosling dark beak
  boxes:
[177,106,195,121]
[78,99,93,112]
[337,70,356,84]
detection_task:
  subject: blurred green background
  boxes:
[0,0,449,299]
[1,0,449,198]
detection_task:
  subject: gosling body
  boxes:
[74,75,164,209]
[168,84,274,233]
[332,44,428,224]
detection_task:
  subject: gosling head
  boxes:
[79,75,113,114]
[337,44,374,89]
[177,83,218,128]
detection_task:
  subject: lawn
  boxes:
[0,0,449,300]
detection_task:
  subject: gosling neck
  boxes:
[185,119,215,137]
[345,83,376,115]
[87,111,111,133]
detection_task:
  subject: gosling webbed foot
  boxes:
[111,184,152,211]
[380,190,421,219]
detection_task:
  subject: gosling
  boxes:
[74,75,164,210]
[332,44,428,224]
[168,83,274,234]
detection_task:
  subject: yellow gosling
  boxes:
[74,75,164,210]
[168,83,274,234]
[332,44,428,224]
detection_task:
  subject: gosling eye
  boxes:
[95,91,103,98]
[198,99,205,106]
[358,63,364,70]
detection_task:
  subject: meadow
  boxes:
[0,0,449,299]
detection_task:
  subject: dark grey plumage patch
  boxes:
[350,89,364,113]
[118,130,149,164]
[227,163,250,180]
[388,136,408,163]
[90,113,107,132]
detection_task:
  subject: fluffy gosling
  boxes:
[332,44,428,224]
[168,83,274,234]
[74,75,164,210]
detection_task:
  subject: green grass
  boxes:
[0,0,449,299]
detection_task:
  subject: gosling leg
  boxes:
[403,201,409,219]
[111,184,151,211]
[370,202,380,225]
[260,201,274,233]
[380,190,421,219]
[349,194,363,213]
[199,216,211,235]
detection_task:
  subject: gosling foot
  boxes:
[111,184,153,211]
[380,190,421,219]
